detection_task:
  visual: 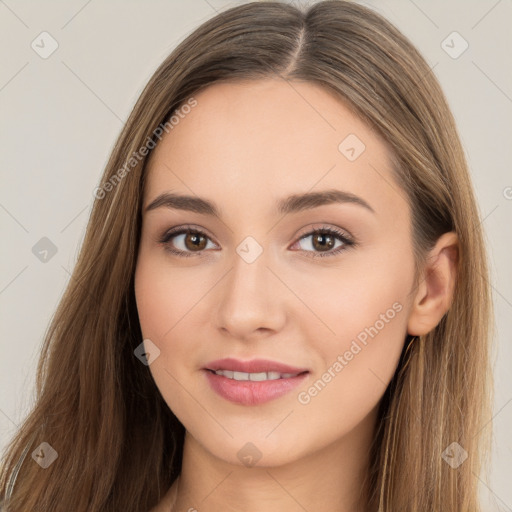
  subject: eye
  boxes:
[158,224,355,258]
[291,225,355,258]
[158,225,218,258]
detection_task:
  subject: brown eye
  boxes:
[293,226,355,258]
[311,232,337,252]
[159,227,216,257]
[183,231,208,251]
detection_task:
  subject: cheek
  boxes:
[134,253,212,407]
[290,245,411,347]
[292,246,413,425]
[134,251,210,341]
[289,305,406,447]
[135,265,169,348]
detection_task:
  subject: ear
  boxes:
[407,231,459,336]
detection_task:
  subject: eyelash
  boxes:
[158,224,356,259]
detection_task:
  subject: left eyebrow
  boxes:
[144,188,376,217]
[277,189,375,215]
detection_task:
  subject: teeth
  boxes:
[249,372,268,381]
[214,370,299,381]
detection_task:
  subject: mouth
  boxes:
[205,369,309,381]
[204,357,309,376]
[202,358,310,405]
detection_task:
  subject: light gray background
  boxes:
[1,0,511,510]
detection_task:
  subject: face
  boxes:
[134,78,417,467]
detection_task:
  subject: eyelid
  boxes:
[159,224,218,244]
[294,223,354,243]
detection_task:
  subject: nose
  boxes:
[214,244,287,341]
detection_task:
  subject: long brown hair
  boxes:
[0,1,494,510]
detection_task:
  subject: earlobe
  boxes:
[407,231,459,337]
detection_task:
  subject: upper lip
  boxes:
[204,358,309,374]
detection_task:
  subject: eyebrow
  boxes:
[144,188,375,216]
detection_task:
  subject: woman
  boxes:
[0,1,494,511]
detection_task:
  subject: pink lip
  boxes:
[204,357,309,374]
[202,358,310,406]
[203,370,309,406]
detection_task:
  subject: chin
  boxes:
[202,436,307,469]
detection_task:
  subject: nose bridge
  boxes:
[228,234,272,305]
[215,234,285,336]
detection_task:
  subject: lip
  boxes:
[202,358,310,406]
[203,370,309,406]
[204,357,309,374]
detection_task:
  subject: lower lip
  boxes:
[203,370,309,406]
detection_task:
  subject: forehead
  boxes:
[143,78,408,224]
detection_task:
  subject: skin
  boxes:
[135,78,458,512]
